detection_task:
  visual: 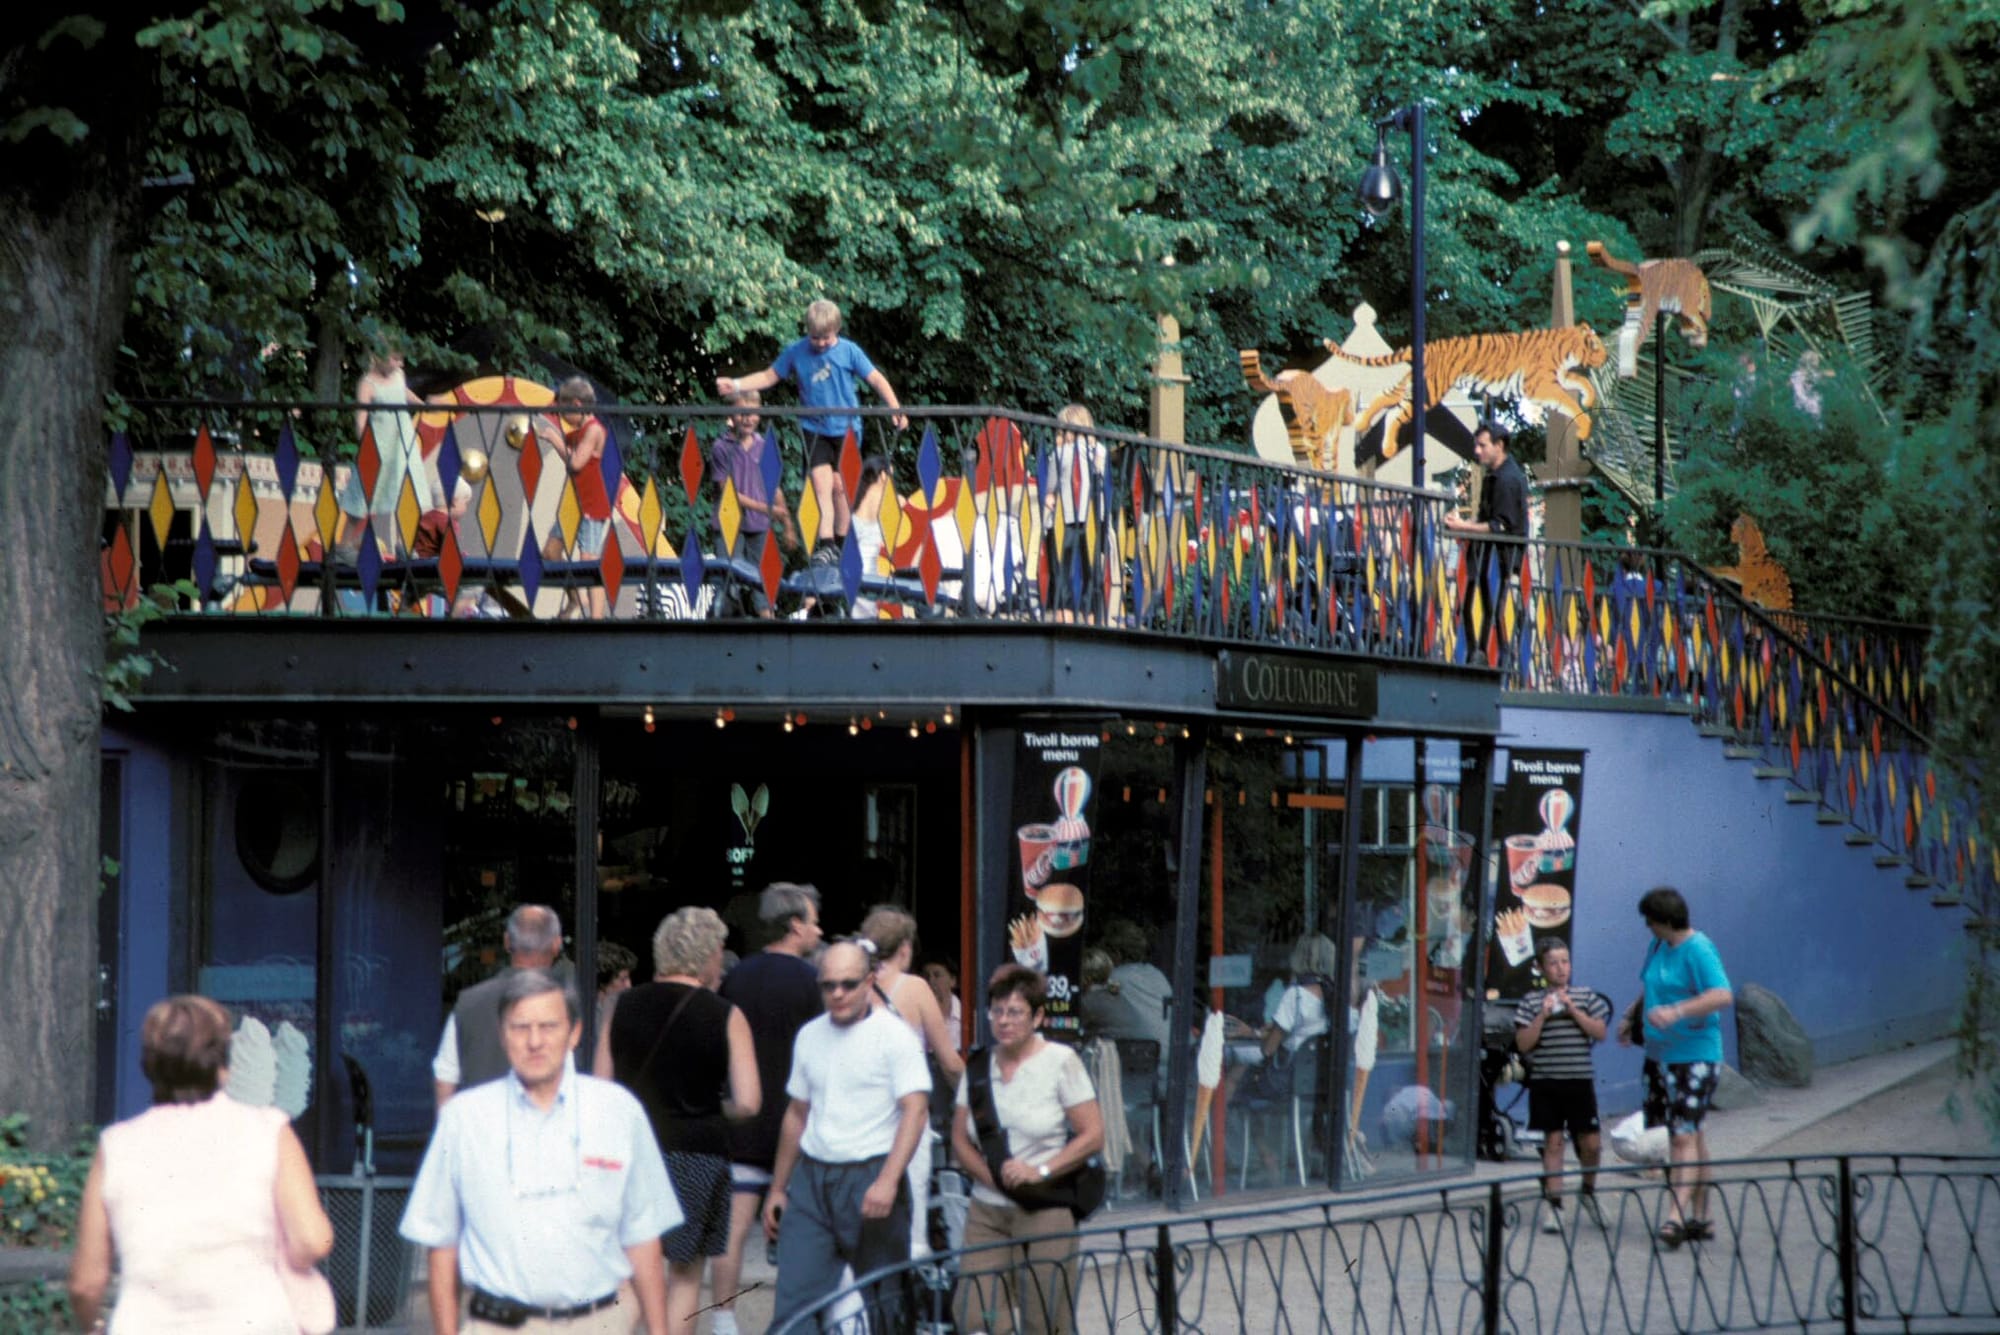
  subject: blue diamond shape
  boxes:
[192,520,217,603]
[519,529,544,604]
[276,423,300,497]
[840,530,862,606]
[109,431,134,499]
[917,424,941,500]
[760,428,782,498]
[1034,440,1051,497]
[601,421,624,500]
[357,523,382,609]
[438,424,463,503]
[681,528,705,602]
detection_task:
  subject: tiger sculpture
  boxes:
[1239,350,1355,470]
[1322,324,1609,457]
[1586,242,1712,377]
[1712,511,1794,616]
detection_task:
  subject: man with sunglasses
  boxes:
[764,940,932,1330]
[401,969,679,1334]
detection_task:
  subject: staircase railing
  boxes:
[1490,535,1980,902]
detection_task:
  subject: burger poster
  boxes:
[1485,749,1586,1000]
[1007,724,1103,1035]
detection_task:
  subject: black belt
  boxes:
[469,1286,618,1323]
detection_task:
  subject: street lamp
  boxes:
[1357,105,1428,487]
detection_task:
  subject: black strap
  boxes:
[627,984,701,1085]
[964,1046,1013,1187]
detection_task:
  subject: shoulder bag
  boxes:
[965,1045,1107,1222]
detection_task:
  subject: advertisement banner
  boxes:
[1485,748,1586,1000]
[1006,723,1103,1036]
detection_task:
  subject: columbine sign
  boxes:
[1214,650,1377,717]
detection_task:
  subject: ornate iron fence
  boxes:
[99,400,1454,656]
[773,1154,2000,1333]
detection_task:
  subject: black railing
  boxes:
[774,1154,2000,1333]
[101,400,1455,655]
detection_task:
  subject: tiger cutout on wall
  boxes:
[1239,350,1355,471]
[1323,324,1610,459]
[1586,242,1712,378]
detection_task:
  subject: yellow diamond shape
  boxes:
[477,474,502,553]
[797,485,821,555]
[881,478,903,554]
[1085,511,1099,564]
[718,478,742,556]
[557,478,581,552]
[639,476,664,555]
[148,473,176,550]
[397,474,422,552]
[233,473,258,551]
[314,472,340,552]
[1052,505,1067,558]
[953,480,975,556]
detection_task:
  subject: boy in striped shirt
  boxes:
[1515,939,1612,1233]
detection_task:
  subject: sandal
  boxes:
[1685,1218,1715,1242]
[1656,1220,1686,1250]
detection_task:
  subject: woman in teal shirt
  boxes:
[1617,886,1733,1249]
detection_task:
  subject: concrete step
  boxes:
[1817,809,1846,825]
[1784,789,1821,804]
[1846,831,1877,845]
[1906,873,1936,891]
[1875,853,1909,868]
[1931,890,1962,908]
[1753,765,1793,780]
[1695,723,1736,739]
[1723,745,1762,760]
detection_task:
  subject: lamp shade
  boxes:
[1358,134,1402,217]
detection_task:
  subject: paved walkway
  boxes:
[312,1039,1992,1332]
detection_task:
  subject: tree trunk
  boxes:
[0,11,148,1150]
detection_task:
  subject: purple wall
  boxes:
[1502,702,1967,1112]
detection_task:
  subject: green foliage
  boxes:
[0,1113,94,1249]
[102,581,198,712]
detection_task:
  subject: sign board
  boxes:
[1215,650,1378,718]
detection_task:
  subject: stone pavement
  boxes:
[380,1039,1992,1332]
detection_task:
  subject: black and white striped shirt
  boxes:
[1513,986,1612,1082]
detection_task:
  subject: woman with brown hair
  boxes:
[68,995,334,1333]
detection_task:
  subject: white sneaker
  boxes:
[1541,1203,1565,1236]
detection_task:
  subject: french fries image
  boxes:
[1495,907,1527,937]
[1009,912,1048,970]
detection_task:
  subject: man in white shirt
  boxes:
[763,940,931,1330]
[401,970,678,1334]
[433,904,566,1105]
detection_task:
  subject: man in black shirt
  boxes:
[709,883,823,1335]
[1446,421,1528,666]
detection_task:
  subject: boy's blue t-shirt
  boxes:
[1640,930,1731,1065]
[772,337,878,439]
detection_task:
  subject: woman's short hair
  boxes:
[1638,886,1690,930]
[140,995,234,1106]
[653,906,729,977]
[860,905,918,962]
[1081,948,1114,987]
[986,963,1047,1012]
[1290,932,1340,978]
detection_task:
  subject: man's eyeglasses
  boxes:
[987,1005,1034,1023]
[820,976,869,995]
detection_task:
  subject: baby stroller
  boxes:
[1477,1004,1542,1162]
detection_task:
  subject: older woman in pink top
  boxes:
[69,996,335,1334]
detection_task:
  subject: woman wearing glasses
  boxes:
[606,908,761,1334]
[951,965,1105,1335]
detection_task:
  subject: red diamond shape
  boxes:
[358,425,381,505]
[759,530,782,607]
[104,525,136,610]
[193,424,217,500]
[919,533,941,606]
[440,526,463,606]
[518,426,544,501]
[277,520,301,606]
[599,535,625,609]
[839,429,862,504]
[679,425,703,504]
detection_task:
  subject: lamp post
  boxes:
[1358,104,1428,487]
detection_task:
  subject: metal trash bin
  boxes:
[319,1172,415,1330]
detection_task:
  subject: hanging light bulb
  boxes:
[643,704,655,734]
[715,710,726,729]
[849,717,859,736]
[909,720,920,738]
[784,717,794,733]
[943,705,954,725]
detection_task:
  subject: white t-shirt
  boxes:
[955,1040,1097,1208]
[788,1010,932,1163]
[1270,981,1329,1053]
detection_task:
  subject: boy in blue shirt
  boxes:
[716,301,906,560]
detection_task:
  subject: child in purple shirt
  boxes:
[710,391,797,617]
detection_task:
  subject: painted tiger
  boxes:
[1586,242,1712,377]
[1321,324,1608,456]
[1240,350,1355,470]
[1712,511,1793,615]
